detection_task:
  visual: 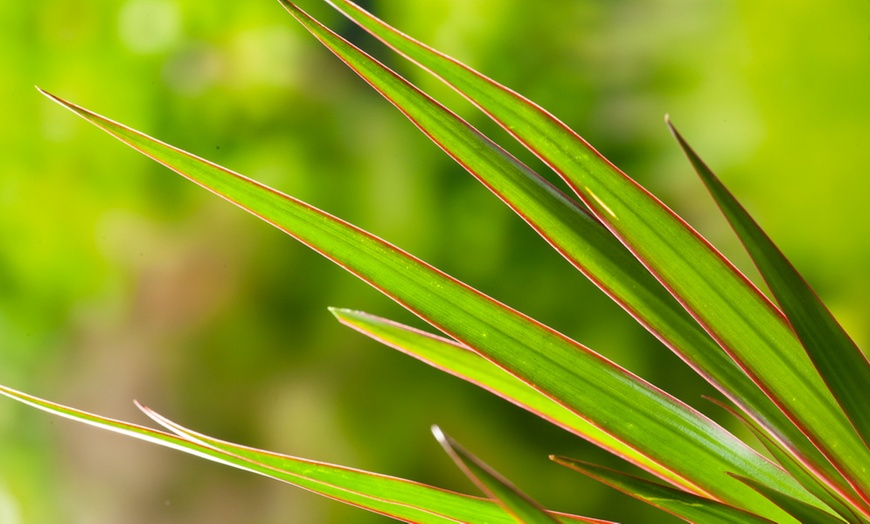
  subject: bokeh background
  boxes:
[1,0,869,522]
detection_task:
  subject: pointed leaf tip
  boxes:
[553,456,779,524]
[317,2,845,516]
[434,427,561,523]
[733,475,848,524]
[37,87,62,104]
[431,424,447,443]
[670,120,870,498]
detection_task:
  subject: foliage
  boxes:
[2,0,869,522]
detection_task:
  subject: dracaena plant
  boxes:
[4,0,869,522]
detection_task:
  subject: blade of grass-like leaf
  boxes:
[667,118,870,450]
[335,308,839,523]
[432,426,557,524]
[293,2,869,517]
[330,308,857,524]
[334,308,794,520]
[331,307,665,472]
[271,5,840,515]
[432,426,561,524]
[280,0,857,516]
[0,384,546,524]
[139,402,602,524]
[735,475,850,524]
[553,456,776,524]
[705,397,869,524]
[323,0,870,503]
[40,88,805,523]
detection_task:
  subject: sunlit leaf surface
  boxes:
[1,384,589,523]
[553,456,776,524]
[704,397,869,524]
[433,426,561,523]
[668,118,870,458]
[278,6,835,508]
[322,0,870,505]
[39,86,805,522]
[735,475,850,524]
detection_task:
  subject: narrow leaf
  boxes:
[333,308,864,523]
[735,475,850,524]
[275,4,834,515]
[323,0,870,502]
[0,384,547,524]
[705,397,870,524]
[668,118,870,451]
[40,87,804,522]
[432,426,561,523]
[330,307,660,471]
[553,456,776,524]
[140,401,601,523]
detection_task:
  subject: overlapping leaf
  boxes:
[330,307,658,474]
[706,397,869,524]
[736,475,850,524]
[334,307,870,524]
[1,384,595,524]
[668,119,870,453]
[433,426,561,523]
[296,0,863,515]
[322,0,870,505]
[38,85,807,522]
[273,3,834,506]
[140,401,601,523]
[553,456,776,524]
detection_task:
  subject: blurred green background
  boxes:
[1,0,868,522]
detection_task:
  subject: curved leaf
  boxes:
[432,426,561,523]
[553,456,776,524]
[272,5,834,513]
[668,118,870,452]
[39,87,804,522]
[322,0,870,503]
[735,475,849,524]
[704,397,868,524]
[140,401,600,523]
[0,384,554,524]
[331,307,660,477]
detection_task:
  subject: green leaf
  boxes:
[735,475,850,524]
[322,0,870,502]
[334,307,859,524]
[432,426,561,523]
[553,456,776,524]
[667,118,870,454]
[705,397,869,524]
[0,384,554,524]
[141,401,599,524]
[281,3,831,511]
[330,307,660,480]
[39,87,804,523]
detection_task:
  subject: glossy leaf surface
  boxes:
[668,118,870,455]
[282,5,831,505]
[40,87,804,522]
[323,0,870,502]
[331,307,653,468]
[0,384,582,524]
[433,426,561,523]
[736,475,849,524]
[553,456,776,524]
